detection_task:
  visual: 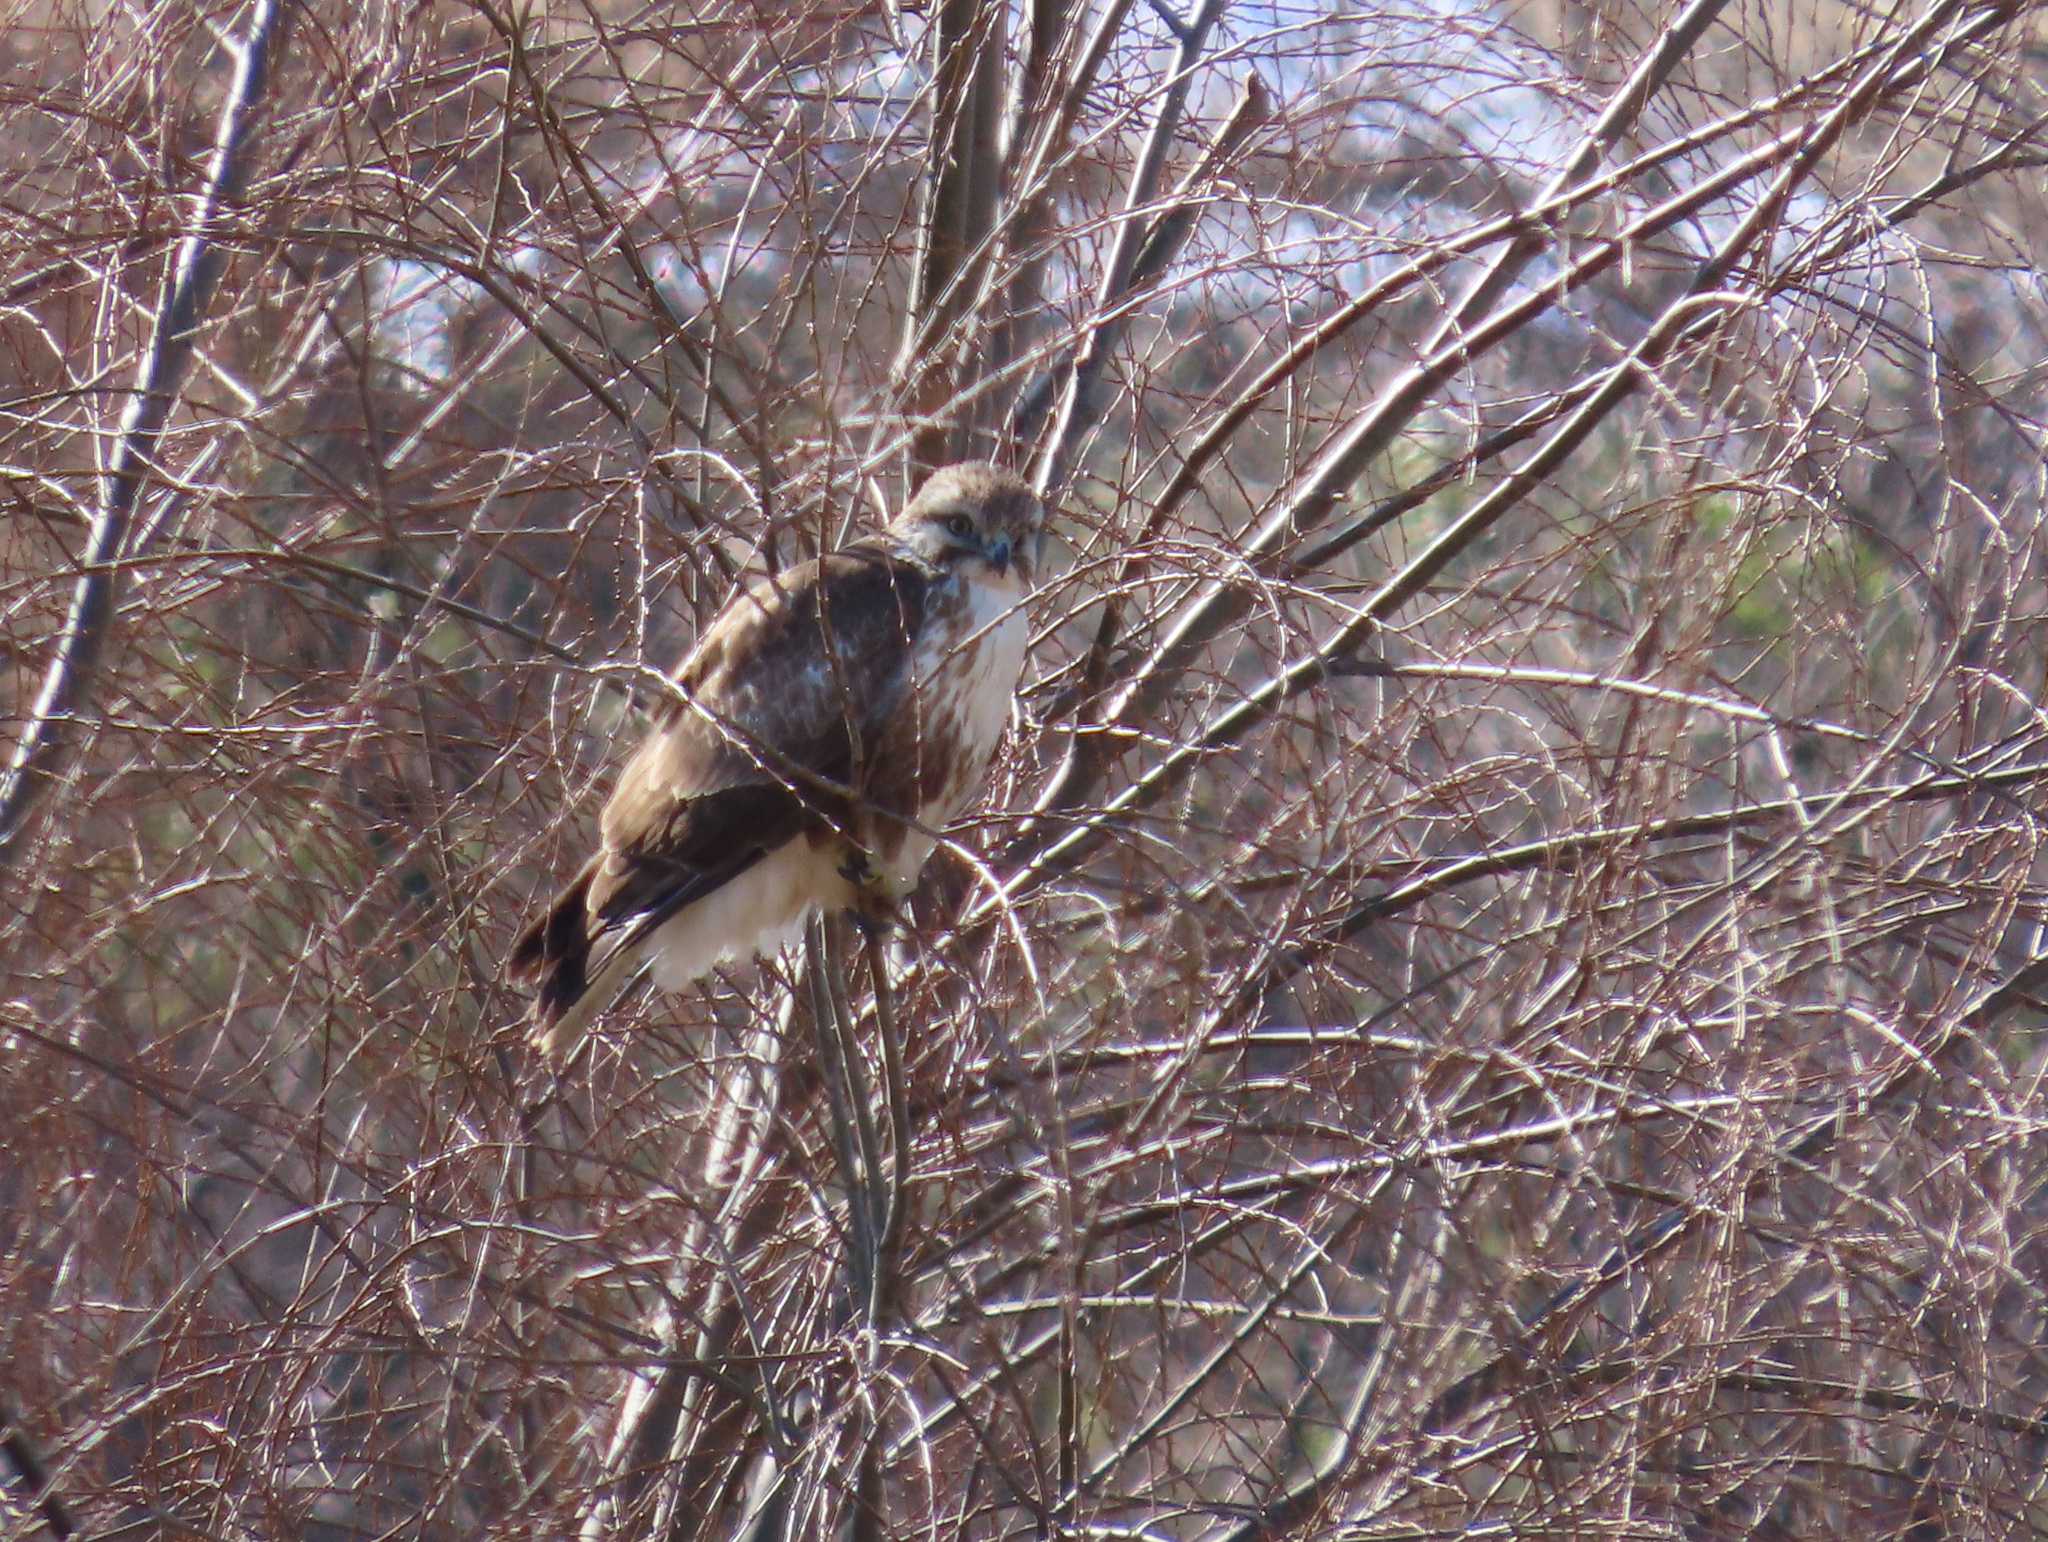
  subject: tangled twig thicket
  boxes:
[5,0,2048,1536]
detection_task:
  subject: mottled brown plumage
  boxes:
[509,463,1044,1051]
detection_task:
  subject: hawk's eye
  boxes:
[943,513,975,540]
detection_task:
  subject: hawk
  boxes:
[510,462,1044,1053]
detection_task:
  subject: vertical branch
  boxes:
[0,0,287,870]
[863,920,911,1325]
[902,0,1009,470]
[987,0,1075,403]
[810,923,879,1295]
[576,982,818,1541]
[1014,0,1234,488]
[840,924,911,1542]
[994,0,1141,412]
[823,917,888,1299]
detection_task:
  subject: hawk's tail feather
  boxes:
[510,858,611,1050]
[531,941,646,1058]
[511,852,758,1055]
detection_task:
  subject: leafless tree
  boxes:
[5,0,2048,1536]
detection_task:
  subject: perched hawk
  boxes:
[510,462,1044,1053]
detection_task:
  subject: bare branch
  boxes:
[0,1389,75,1540]
[9,1,2048,1536]
[0,0,286,868]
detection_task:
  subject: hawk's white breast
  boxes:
[883,572,1029,893]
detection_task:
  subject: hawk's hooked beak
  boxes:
[985,534,1013,575]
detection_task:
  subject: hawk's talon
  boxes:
[838,848,902,934]
[850,885,906,939]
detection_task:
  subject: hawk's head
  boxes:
[891,462,1045,586]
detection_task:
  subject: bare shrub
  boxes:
[5,0,2048,1536]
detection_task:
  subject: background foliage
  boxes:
[5,0,2048,1535]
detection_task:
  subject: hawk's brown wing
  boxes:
[509,541,930,1025]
